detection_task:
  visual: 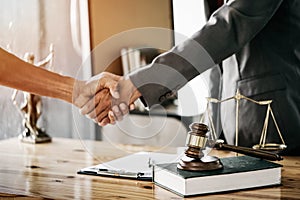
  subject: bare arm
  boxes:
[0,48,74,103]
[0,47,119,124]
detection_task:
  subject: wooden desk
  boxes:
[0,138,299,199]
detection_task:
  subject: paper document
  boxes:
[78,151,180,180]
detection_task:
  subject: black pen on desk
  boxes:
[97,168,146,178]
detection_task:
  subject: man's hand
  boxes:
[73,72,121,125]
[73,72,142,126]
[73,72,120,107]
[108,77,142,124]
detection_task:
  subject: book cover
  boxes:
[154,156,282,197]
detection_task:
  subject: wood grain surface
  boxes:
[0,137,299,199]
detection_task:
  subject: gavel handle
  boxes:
[215,142,283,161]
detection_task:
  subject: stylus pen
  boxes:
[97,168,151,179]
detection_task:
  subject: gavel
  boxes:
[178,122,282,171]
[215,140,283,161]
[185,122,283,161]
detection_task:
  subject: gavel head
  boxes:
[184,123,209,159]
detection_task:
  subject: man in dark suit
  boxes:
[86,0,300,155]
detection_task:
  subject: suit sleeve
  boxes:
[129,0,283,108]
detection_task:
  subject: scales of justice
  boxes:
[177,90,287,171]
[11,44,54,144]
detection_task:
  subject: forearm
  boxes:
[195,0,283,64]
[0,48,75,103]
[129,0,283,108]
[129,39,215,107]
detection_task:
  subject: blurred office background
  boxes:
[0,0,215,147]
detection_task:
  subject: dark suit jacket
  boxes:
[129,0,300,155]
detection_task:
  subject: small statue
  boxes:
[12,45,54,143]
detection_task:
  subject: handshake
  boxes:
[72,72,142,126]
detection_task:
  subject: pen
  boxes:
[97,168,149,179]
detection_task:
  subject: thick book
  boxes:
[153,156,282,197]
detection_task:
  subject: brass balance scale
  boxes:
[177,90,286,171]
